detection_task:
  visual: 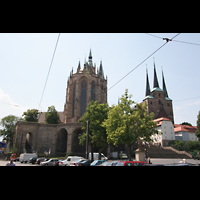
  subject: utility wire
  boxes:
[145,33,200,46]
[38,33,60,111]
[107,33,180,91]
[174,96,200,102]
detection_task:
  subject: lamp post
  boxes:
[86,120,90,159]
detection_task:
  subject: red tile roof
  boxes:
[174,124,197,133]
[153,117,171,126]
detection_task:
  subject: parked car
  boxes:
[115,161,147,166]
[59,156,84,166]
[13,157,19,162]
[40,159,59,166]
[53,159,63,166]
[90,160,106,166]
[75,159,92,166]
[99,161,119,166]
[30,157,37,164]
[71,158,86,166]
[36,158,48,164]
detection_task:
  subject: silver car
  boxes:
[40,159,59,166]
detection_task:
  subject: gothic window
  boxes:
[72,81,76,117]
[91,81,95,101]
[81,80,87,117]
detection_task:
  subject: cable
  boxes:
[38,33,60,110]
[174,96,200,102]
[172,39,200,46]
[145,33,200,46]
[107,33,180,91]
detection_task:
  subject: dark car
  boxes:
[30,157,37,164]
[76,160,92,166]
[36,158,48,164]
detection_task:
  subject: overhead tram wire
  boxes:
[107,33,180,91]
[145,33,200,46]
[38,33,60,111]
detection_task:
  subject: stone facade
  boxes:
[142,63,174,124]
[13,49,107,157]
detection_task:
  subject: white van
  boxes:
[59,156,84,166]
[19,153,37,163]
[89,153,108,161]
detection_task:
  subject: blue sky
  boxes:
[0,33,199,127]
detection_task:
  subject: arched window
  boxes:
[81,80,87,116]
[91,81,95,101]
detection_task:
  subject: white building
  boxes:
[152,117,175,147]
[174,124,198,142]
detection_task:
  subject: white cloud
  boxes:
[0,88,29,120]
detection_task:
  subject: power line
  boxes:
[172,39,200,46]
[145,33,200,46]
[107,33,180,91]
[174,96,200,102]
[38,33,60,110]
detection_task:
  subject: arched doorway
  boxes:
[71,128,85,157]
[56,128,68,157]
[25,132,32,153]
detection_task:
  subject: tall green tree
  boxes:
[0,115,22,150]
[195,111,200,139]
[102,89,159,161]
[78,101,109,160]
[45,106,60,124]
[22,109,39,122]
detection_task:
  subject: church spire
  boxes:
[153,58,159,88]
[162,68,171,100]
[77,60,81,73]
[88,48,93,68]
[145,68,151,97]
[98,60,104,79]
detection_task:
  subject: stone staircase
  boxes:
[142,143,192,159]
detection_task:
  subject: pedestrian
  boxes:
[6,158,16,166]
[148,157,152,164]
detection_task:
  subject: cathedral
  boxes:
[64,49,107,123]
[142,60,174,124]
[13,50,174,157]
[13,49,107,157]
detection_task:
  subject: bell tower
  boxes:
[63,49,107,123]
[143,60,174,124]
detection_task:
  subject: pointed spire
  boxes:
[88,49,93,68]
[77,61,81,73]
[153,58,159,88]
[162,68,169,98]
[145,67,151,97]
[89,48,92,59]
[98,60,104,79]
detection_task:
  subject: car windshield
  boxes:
[101,161,112,166]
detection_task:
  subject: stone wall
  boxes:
[13,121,82,157]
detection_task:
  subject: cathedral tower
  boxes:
[64,49,107,123]
[143,60,174,124]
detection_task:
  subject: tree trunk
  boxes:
[128,144,132,161]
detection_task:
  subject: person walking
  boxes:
[6,158,16,166]
[148,157,152,164]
